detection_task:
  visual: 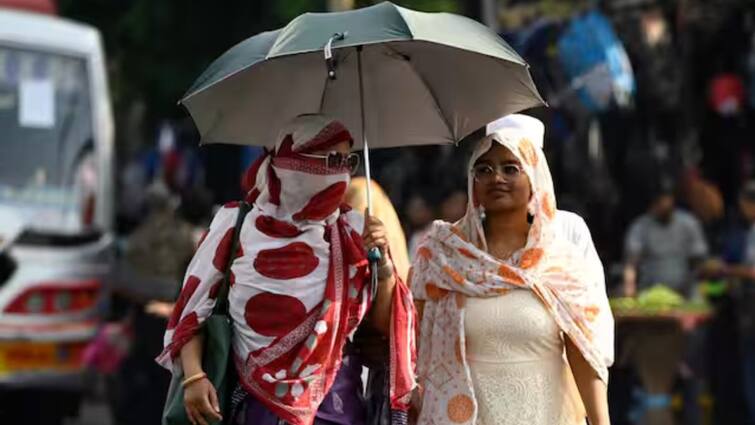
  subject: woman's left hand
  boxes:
[362,210,396,334]
[362,210,389,262]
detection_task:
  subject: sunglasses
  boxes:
[300,151,361,175]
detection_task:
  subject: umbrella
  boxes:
[181,1,543,262]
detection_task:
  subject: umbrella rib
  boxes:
[415,73,454,142]
[518,64,547,106]
[385,45,455,143]
[182,60,263,102]
[182,44,284,102]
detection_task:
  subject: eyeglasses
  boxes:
[300,151,360,175]
[472,163,523,182]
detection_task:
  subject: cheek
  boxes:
[515,178,532,200]
[516,190,530,207]
[473,181,484,207]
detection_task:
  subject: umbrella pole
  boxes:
[357,46,391,422]
[357,46,383,296]
[357,45,374,216]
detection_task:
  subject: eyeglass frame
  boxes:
[471,162,524,183]
[299,151,361,175]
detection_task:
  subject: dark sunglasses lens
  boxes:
[347,154,360,175]
[325,152,359,175]
[326,152,342,169]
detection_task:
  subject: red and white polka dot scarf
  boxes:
[159,115,416,425]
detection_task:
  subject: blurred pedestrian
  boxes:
[345,177,410,282]
[719,181,755,424]
[411,115,613,425]
[344,176,411,425]
[622,178,709,298]
[623,178,713,424]
[439,190,468,223]
[108,180,199,425]
[124,181,197,293]
[405,194,434,261]
[721,181,755,281]
[157,115,415,425]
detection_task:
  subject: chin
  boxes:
[482,200,520,214]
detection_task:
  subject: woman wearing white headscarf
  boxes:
[411,115,613,425]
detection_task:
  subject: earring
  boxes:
[479,207,486,222]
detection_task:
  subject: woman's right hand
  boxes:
[184,377,222,425]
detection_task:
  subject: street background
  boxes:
[1,0,755,424]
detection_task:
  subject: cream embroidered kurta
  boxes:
[465,289,584,425]
[411,114,613,425]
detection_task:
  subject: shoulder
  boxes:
[208,201,246,229]
[412,220,454,253]
[554,210,592,245]
[554,210,589,233]
[428,219,456,238]
[674,210,702,227]
[627,214,652,232]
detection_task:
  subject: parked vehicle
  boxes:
[0,5,114,422]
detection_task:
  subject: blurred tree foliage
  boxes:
[57,0,463,139]
[355,0,459,12]
[57,0,327,125]
[497,0,587,29]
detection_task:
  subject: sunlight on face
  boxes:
[473,144,531,214]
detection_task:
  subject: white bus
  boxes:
[0,6,114,423]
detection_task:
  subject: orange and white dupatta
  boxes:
[410,115,614,425]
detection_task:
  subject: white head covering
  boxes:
[485,114,545,149]
[459,114,554,251]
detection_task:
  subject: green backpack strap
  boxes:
[213,202,251,316]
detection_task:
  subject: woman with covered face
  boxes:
[158,114,415,425]
[411,115,614,425]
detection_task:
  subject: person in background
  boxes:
[109,180,199,425]
[719,181,755,424]
[623,178,712,424]
[721,181,755,280]
[405,194,435,261]
[345,177,410,282]
[439,190,468,224]
[344,176,411,425]
[124,181,197,296]
[623,178,709,298]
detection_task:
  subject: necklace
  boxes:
[487,243,522,261]
[483,217,530,261]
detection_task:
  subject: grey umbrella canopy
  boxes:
[181,1,545,343]
[181,1,544,150]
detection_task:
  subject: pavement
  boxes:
[66,398,112,425]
